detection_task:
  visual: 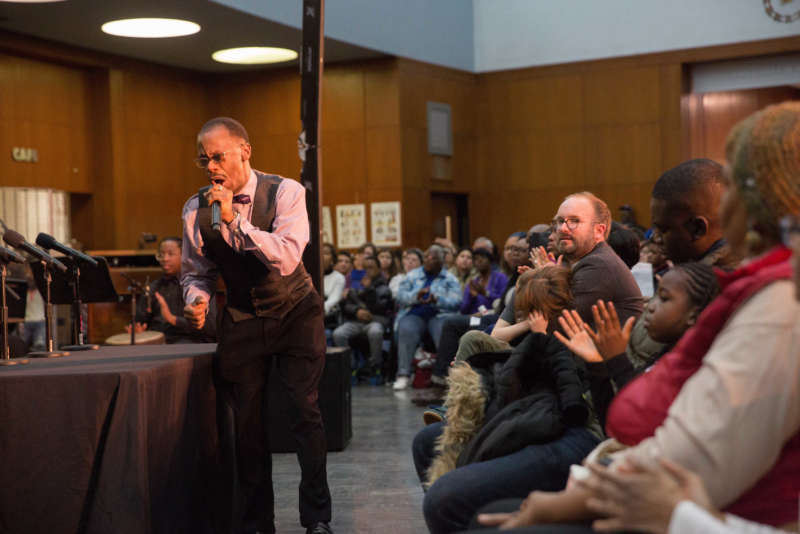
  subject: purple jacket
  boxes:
[459,270,508,314]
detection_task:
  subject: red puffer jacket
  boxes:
[605,246,798,525]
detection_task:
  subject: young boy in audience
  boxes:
[130,237,216,343]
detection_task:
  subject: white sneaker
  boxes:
[393,375,410,390]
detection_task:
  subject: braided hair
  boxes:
[671,262,719,313]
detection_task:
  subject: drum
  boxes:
[104,330,166,346]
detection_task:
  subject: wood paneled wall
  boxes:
[1,31,800,250]
[472,62,683,239]
[686,86,800,165]
[213,59,406,245]
[0,52,93,193]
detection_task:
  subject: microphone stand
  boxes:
[122,274,145,345]
[60,262,99,351]
[28,260,67,358]
[0,262,28,366]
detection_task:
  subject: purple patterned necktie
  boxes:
[232,194,251,205]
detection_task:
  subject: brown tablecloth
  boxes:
[0,344,219,534]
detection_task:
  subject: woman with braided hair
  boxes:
[469,101,800,533]
[554,262,719,428]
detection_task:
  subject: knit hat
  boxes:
[725,101,800,230]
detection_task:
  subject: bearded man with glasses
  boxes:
[181,117,333,534]
[552,192,643,328]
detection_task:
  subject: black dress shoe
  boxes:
[306,521,333,534]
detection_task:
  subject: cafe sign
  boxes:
[11,147,38,163]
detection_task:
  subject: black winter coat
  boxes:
[340,275,393,324]
[456,332,590,466]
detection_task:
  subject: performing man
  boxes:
[181,117,333,534]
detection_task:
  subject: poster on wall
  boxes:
[336,203,366,249]
[370,201,402,247]
[322,206,334,245]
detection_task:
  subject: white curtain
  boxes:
[0,187,70,245]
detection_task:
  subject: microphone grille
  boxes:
[35,232,56,249]
[2,229,25,248]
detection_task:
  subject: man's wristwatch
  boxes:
[226,210,240,227]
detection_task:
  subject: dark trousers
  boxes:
[413,423,600,534]
[214,291,331,533]
[433,314,498,378]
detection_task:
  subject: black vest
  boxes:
[198,171,312,322]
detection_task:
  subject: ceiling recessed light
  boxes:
[101,18,200,38]
[212,47,298,65]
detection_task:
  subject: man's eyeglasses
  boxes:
[504,246,529,254]
[551,217,582,231]
[195,144,244,169]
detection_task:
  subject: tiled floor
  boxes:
[272,384,431,533]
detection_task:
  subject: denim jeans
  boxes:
[396,313,450,376]
[332,320,386,366]
[413,423,600,534]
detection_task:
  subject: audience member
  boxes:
[449,247,477,291]
[501,232,528,276]
[459,248,508,316]
[322,242,345,328]
[556,262,719,427]
[552,192,643,327]
[334,250,352,277]
[606,221,640,269]
[332,256,392,377]
[431,233,529,386]
[581,457,795,534]
[349,242,375,290]
[393,245,462,390]
[473,101,800,533]
[21,265,45,351]
[626,159,741,370]
[131,237,216,343]
[377,248,398,282]
[417,266,601,534]
[389,247,423,298]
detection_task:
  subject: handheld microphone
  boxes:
[36,233,98,267]
[0,245,25,264]
[211,201,221,232]
[2,229,67,272]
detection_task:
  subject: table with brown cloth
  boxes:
[0,344,220,534]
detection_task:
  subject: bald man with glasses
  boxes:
[181,117,333,534]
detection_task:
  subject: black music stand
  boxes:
[31,256,118,352]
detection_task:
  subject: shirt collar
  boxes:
[237,169,257,202]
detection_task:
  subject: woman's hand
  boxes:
[581,457,714,533]
[554,309,602,362]
[588,301,634,360]
[528,311,548,334]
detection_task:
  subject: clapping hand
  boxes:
[530,246,563,269]
[528,310,548,334]
[590,300,634,360]
[554,310,603,363]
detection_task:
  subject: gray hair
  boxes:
[426,244,445,262]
